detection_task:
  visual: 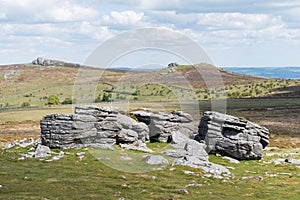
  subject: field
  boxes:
[1,63,300,199]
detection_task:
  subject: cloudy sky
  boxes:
[1,0,300,67]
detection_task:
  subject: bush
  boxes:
[21,102,30,107]
[62,98,75,104]
[46,95,60,105]
[95,93,112,102]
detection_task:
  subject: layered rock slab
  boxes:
[130,110,195,142]
[196,111,270,160]
[40,106,149,149]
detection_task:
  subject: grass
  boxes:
[1,64,299,107]
[1,144,300,199]
[1,63,300,199]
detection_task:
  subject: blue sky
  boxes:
[1,0,300,67]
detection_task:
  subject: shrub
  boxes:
[47,95,60,105]
[21,102,30,107]
[95,93,112,102]
[62,98,75,104]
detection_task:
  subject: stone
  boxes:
[185,183,202,187]
[132,122,150,142]
[171,110,193,122]
[184,140,208,159]
[117,114,136,129]
[76,152,85,157]
[145,155,169,165]
[41,106,150,149]
[35,144,51,158]
[161,149,188,158]
[131,110,195,143]
[2,141,17,149]
[223,156,240,164]
[196,111,269,160]
[119,141,153,153]
[119,156,133,161]
[285,158,300,165]
[19,138,35,148]
[177,189,189,194]
[173,158,231,178]
[117,129,138,143]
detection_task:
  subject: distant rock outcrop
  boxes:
[32,57,62,67]
[196,111,270,160]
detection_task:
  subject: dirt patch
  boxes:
[0,122,40,136]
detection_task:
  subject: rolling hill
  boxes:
[0,60,299,108]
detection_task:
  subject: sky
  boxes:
[1,0,300,67]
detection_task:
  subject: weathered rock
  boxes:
[223,156,240,164]
[161,149,188,158]
[285,158,300,165]
[117,129,138,143]
[19,138,35,148]
[35,144,51,158]
[173,158,231,178]
[117,114,150,143]
[40,106,150,149]
[130,110,195,142]
[196,111,269,160]
[119,141,153,153]
[2,141,17,149]
[41,106,121,149]
[145,155,169,165]
[169,131,208,161]
[76,152,85,157]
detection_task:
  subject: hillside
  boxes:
[0,61,299,108]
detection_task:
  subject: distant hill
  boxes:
[0,59,299,108]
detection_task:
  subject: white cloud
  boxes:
[1,0,300,66]
[0,0,99,22]
[102,10,145,26]
[79,22,115,40]
[197,13,283,30]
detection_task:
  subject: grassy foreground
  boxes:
[0,99,299,199]
[0,144,300,199]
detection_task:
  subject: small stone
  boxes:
[145,155,168,165]
[34,144,51,158]
[76,152,85,157]
[223,156,240,164]
[185,183,202,187]
[285,158,300,165]
[264,147,280,151]
[182,170,195,175]
[178,189,189,194]
[119,156,132,161]
[121,183,129,188]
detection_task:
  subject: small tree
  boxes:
[47,95,60,105]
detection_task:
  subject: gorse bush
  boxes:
[46,95,60,105]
